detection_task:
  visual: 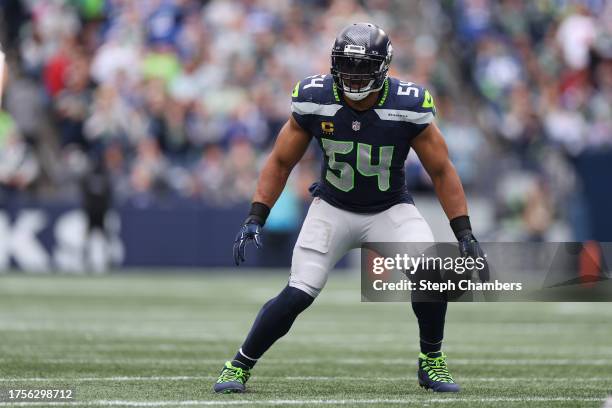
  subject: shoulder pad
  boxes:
[291,74,337,104]
[291,74,341,118]
[377,77,436,125]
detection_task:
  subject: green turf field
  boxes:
[0,272,611,407]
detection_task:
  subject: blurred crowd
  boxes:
[0,0,610,240]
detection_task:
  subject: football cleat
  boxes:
[213,361,251,393]
[417,352,460,392]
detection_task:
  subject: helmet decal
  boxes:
[344,44,366,54]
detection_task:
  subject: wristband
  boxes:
[245,202,271,226]
[450,215,472,240]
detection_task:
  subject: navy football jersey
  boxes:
[291,74,436,213]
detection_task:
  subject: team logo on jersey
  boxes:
[321,121,334,135]
[422,89,435,109]
[352,120,361,131]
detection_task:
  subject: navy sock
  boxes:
[235,285,314,369]
[411,301,447,354]
[232,348,257,370]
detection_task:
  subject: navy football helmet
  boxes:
[331,23,393,101]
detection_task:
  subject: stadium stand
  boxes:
[0,0,610,244]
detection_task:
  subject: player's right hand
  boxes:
[233,219,263,266]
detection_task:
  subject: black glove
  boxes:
[451,216,489,282]
[232,202,270,266]
[233,219,262,265]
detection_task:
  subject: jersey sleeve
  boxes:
[379,80,437,137]
[406,85,437,134]
[419,88,437,119]
[410,86,437,133]
[290,77,320,131]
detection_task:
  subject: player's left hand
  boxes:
[233,219,263,265]
[458,233,489,282]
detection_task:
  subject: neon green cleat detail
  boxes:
[213,361,251,394]
[417,352,460,392]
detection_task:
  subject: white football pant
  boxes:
[289,197,434,297]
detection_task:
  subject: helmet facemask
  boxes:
[331,48,390,101]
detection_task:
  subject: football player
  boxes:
[215,23,487,394]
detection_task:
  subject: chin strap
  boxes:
[344,91,370,101]
[342,79,386,102]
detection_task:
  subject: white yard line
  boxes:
[1,375,611,383]
[2,357,611,366]
[286,376,612,383]
[0,376,215,383]
[0,397,606,406]
[3,343,612,356]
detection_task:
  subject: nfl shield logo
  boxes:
[352,121,361,131]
